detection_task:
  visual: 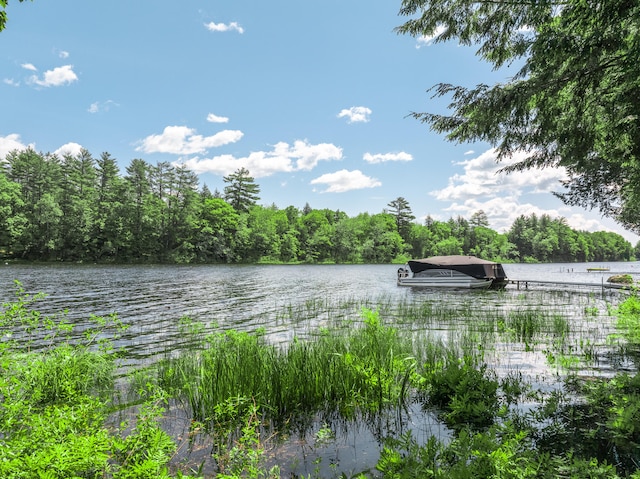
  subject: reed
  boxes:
[157,308,417,431]
[158,294,564,447]
[506,309,543,343]
[5,281,639,478]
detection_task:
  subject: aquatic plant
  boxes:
[613,290,640,345]
[211,399,281,479]
[158,308,417,433]
[111,385,178,478]
[376,421,620,479]
[416,354,499,431]
[532,373,640,476]
[4,280,640,478]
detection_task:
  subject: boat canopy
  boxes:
[407,255,507,280]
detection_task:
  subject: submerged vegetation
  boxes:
[2,282,640,477]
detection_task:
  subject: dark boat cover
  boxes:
[407,255,507,281]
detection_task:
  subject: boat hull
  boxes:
[397,277,494,289]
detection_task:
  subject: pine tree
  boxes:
[387,197,415,242]
[223,168,260,212]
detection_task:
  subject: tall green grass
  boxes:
[158,308,417,430]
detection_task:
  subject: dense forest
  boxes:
[0,148,637,264]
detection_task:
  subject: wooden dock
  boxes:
[508,279,631,291]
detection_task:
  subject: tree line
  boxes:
[0,148,637,264]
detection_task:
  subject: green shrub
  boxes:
[417,355,499,431]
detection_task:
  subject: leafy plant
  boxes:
[417,354,499,431]
[0,283,197,479]
[212,400,280,479]
[613,291,640,344]
[112,385,177,479]
[376,422,620,479]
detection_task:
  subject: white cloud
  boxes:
[337,106,372,124]
[416,25,447,48]
[363,152,413,164]
[438,196,558,233]
[0,134,32,161]
[205,21,244,33]
[21,63,37,71]
[178,139,342,178]
[137,126,244,155]
[310,169,381,193]
[428,146,640,243]
[88,100,118,114]
[272,140,343,171]
[207,113,229,123]
[431,148,567,202]
[564,213,610,233]
[54,142,83,157]
[438,195,632,240]
[58,50,70,59]
[28,65,78,87]
[3,78,19,87]
[180,153,292,178]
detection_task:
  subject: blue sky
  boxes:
[2,1,638,246]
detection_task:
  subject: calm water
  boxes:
[2,261,639,475]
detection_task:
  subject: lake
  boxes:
[2,261,639,475]
[1,261,638,362]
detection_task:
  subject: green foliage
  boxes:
[376,423,620,479]
[224,167,261,213]
[0,283,195,479]
[158,309,416,428]
[6,282,640,477]
[387,197,415,243]
[397,0,640,234]
[417,355,499,431]
[0,286,118,478]
[212,400,281,479]
[532,373,640,476]
[0,397,113,479]
[613,291,640,344]
[0,148,634,263]
[508,213,633,263]
[11,343,115,406]
[112,386,177,479]
[506,309,542,343]
[338,308,416,412]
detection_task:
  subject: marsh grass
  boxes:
[11,344,115,406]
[158,308,418,435]
[159,289,623,442]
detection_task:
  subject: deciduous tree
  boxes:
[0,168,24,254]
